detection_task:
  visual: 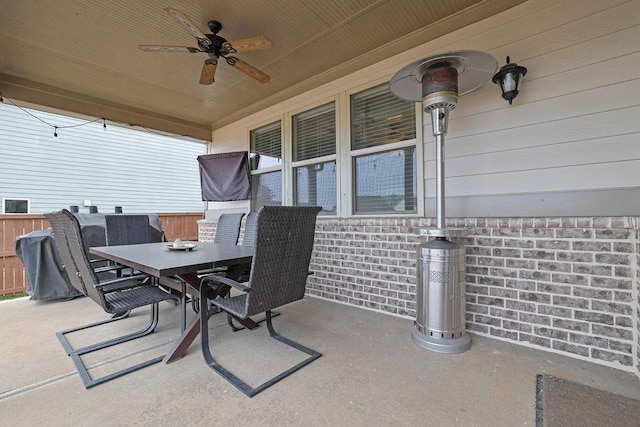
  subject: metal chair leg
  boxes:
[57,304,166,389]
[200,282,321,397]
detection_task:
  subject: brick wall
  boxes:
[199,216,640,378]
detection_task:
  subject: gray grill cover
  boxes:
[15,228,81,300]
[14,213,164,300]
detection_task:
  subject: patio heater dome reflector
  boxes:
[390,50,496,354]
[390,50,497,104]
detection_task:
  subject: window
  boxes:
[2,198,30,214]
[353,148,416,213]
[250,121,282,210]
[251,171,282,210]
[350,83,417,214]
[250,121,282,170]
[294,161,336,212]
[292,102,337,215]
[247,83,420,217]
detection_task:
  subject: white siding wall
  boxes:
[436,0,640,213]
[0,103,206,213]
[207,0,639,217]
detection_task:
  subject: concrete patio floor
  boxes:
[1,295,638,426]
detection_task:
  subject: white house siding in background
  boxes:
[0,103,205,213]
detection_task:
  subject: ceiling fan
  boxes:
[139,8,272,85]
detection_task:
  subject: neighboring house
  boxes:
[201,0,640,378]
[0,103,206,214]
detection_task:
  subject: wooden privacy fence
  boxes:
[0,212,201,297]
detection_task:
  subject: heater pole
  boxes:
[430,107,448,230]
[435,133,445,229]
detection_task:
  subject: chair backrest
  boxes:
[45,210,106,307]
[45,210,87,296]
[243,206,321,317]
[241,211,258,247]
[213,213,245,245]
[105,214,151,246]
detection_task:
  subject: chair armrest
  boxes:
[95,274,150,290]
[94,264,127,274]
[200,274,251,293]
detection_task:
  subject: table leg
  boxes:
[162,272,200,363]
[163,313,201,363]
[162,266,256,363]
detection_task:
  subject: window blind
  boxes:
[351,83,415,150]
[250,121,282,170]
[292,102,336,161]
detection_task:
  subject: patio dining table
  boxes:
[90,241,254,363]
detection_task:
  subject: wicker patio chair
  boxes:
[199,205,322,397]
[239,211,258,247]
[197,213,246,279]
[104,214,156,316]
[44,209,178,389]
[214,212,245,244]
[104,214,152,276]
[105,214,152,246]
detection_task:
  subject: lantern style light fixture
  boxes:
[492,56,527,104]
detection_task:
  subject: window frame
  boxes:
[344,80,423,217]
[2,198,30,214]
[248,119,284,210]
[287,97,340,216]
[245,83,423,218]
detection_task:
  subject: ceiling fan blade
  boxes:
[199,60,217,85]
[139,45,200,53]
[223,36,272,53]
[164,7,211,46]
[227,57,270,83]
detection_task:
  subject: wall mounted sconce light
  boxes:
[492,56,527,104]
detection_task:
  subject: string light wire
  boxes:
[0,91,203,141]
[0,91,106,137]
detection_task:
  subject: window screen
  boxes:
[251,171,282,210]
[292,102,336,161]
[353,148,417,214]
[351,83,415,150]
[294,161,336,215]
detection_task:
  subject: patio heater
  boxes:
[390,51,496,353]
